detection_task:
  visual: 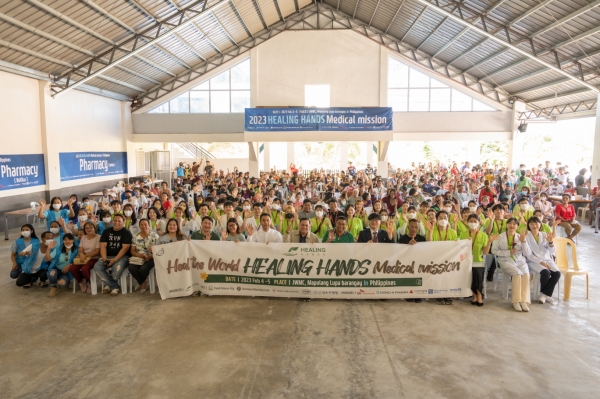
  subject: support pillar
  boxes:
[340,142,349,172]
[287,142,295,170]
[263,142,271,172]
[508,100,527,169]
[248,142,259,177]
[592,93,600,184]
[378,141,390,178]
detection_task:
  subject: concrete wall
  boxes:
[132,30,513,141]
[0,71,137,232]
[173,158,250,174]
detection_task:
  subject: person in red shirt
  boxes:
[555,194,581,240]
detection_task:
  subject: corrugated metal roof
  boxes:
[0,0,598,116]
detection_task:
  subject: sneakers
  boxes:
[47,287,59,298]
[102,286,110,294]
[513,303,522,312]
[140,288,147,294]
[520,302,530,312]
[414,298,422,303]
[545,296,555,303]
[110,288,119,296]
[538,294,547,304]
[39,281,49,288]
[444,299,454,305]
[436,299,445,305]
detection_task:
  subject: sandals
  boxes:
[39,281,48,288]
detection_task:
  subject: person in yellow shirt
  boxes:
[344,204,364,240]
[456,207,472,237]
[310,205,332,241]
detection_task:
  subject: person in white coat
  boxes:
[524,216,561,304]
[491,218,533,312]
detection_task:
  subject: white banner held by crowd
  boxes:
[153,240,473,300]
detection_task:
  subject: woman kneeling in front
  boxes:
[524,216,561,304]
[491,218,532,312]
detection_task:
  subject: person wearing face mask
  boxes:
[491,218,532,312]
[70,209,91,235]
[45,233,78,298]
[425,211,458,305]
[310,205,332,241]
[398,206,426,237]
[513,197,534,224]
[38,196,74,231]
[460,215,497,307]
[48,220,68,246]
[10,224,39,281]
[534,193,553,223]
[122,204,139,236]
[14,231,55,288]
[97,210,113,235]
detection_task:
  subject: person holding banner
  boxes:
[191,217,221,241]
[311,205,332,241]
[398,219,426,303]
[247,213,283,243]
[223,218,246,242]
[424,211,458,305]
[459,214,497,307]
[357,213,394,243]
[129,219,159,294]
[158,219,187,244]
[491,218,532,312]
[38,197,74,230]
[284,218,320,243]
[94,214,133,296]
[324,217,354,243]
[344,205,364,241]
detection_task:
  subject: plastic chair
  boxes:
[554,237,589,300]
[129,268,157,294]
[577,204,589,222]
[556,225,577,243]
[95,268,130,294]
[29,202,41,226]
[493,256,511,300]
[72,270,99,294]
[87,200,98,214]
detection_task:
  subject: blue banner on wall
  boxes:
[59,152,128,182]
[0,154,46,191]
[245,107,393,131]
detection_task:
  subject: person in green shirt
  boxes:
[484,204,508,235]
[311,205,332,240]
[456,207,472,237]
[354,199,369,227]
[425,210,458,306]
[281,207,298,235]
[324,217,354,243]
[532,210,553,233]
[190,216,221,241]
[513,196,534,222]
[459,214,498,307]
[345,204,364,241]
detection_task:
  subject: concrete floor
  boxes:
[1,224,599,399]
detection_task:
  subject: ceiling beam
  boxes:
[529,0,600,38]
[509,0,554,27]
[462,47,511,73]
[128,0,160,23]
[172,32,207,60]
[527,87,592,103]
[229,0,254,38]
[498,68,550,86]
[50,0,231,97]
[511,78,570,96]
[115,65,160,84]
[416,0,600,92]
[252,0,269,30]
[153,43,192,68]
[353,0,361,19]
[415,8,456,51]
[400,7,428,42]
[485,58,531,78]
[0,38,72,68]
[192,21,222,54]
[79,0,136,34]
[136,55,177,76]
[553,25,600,50]
[212,12,238,46]
[384,0,407,35]
[95,74,147,92]
[273,0,285,22]
[164,0,181,11]
[432,26,469,57]
[483,0,509,15]
[368,0,381,27]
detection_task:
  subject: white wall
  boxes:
[0,71,45,197]
[173,158,249,173]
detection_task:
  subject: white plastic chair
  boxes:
[87,200,98,214]
[71,271,99,294]
[529,269,561,303]
[493,256,511,300]
[29,202,41,226]
[128,268,157,294]
[94,268,130,294]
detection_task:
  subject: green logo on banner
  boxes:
[283,247,298,256]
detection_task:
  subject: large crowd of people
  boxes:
[9,158,598,312]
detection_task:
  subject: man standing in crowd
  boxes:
[94,214,132,296]
[398,219,426,303]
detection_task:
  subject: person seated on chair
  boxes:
[554,193,581,240]
[460,214,497,307]
[357,213,395,243]
[129,219,159,294]
[94,214,132,296]
[69,222,100,294]
[190,216,221,241]
[588,178,600,226]
[45,233,78,298]
[491,218,532,312]
[284,218,320,243]
[534,192,553,223]
[524,217,560,304]
[398,219,427,303]
[532,209,553,233]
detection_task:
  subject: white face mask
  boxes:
[79,215,88,222]
[520,204,529,211]
[315,211,324,217]
[21,231,31,238]
[243,205,251,211]
[124,210,133,217]
[407,213,417,219]
[438,219,449,228]
[272,204,280,210]
[53,204,61,210]
[218,205,224,210]
[65,244,73,249]
[381,216,388,222]
[103,217,112,224]
[444,207,452,212]
[468,222,479,230]
[469,206,477,213]
[50,228,60,234]
[45,239,54,246]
